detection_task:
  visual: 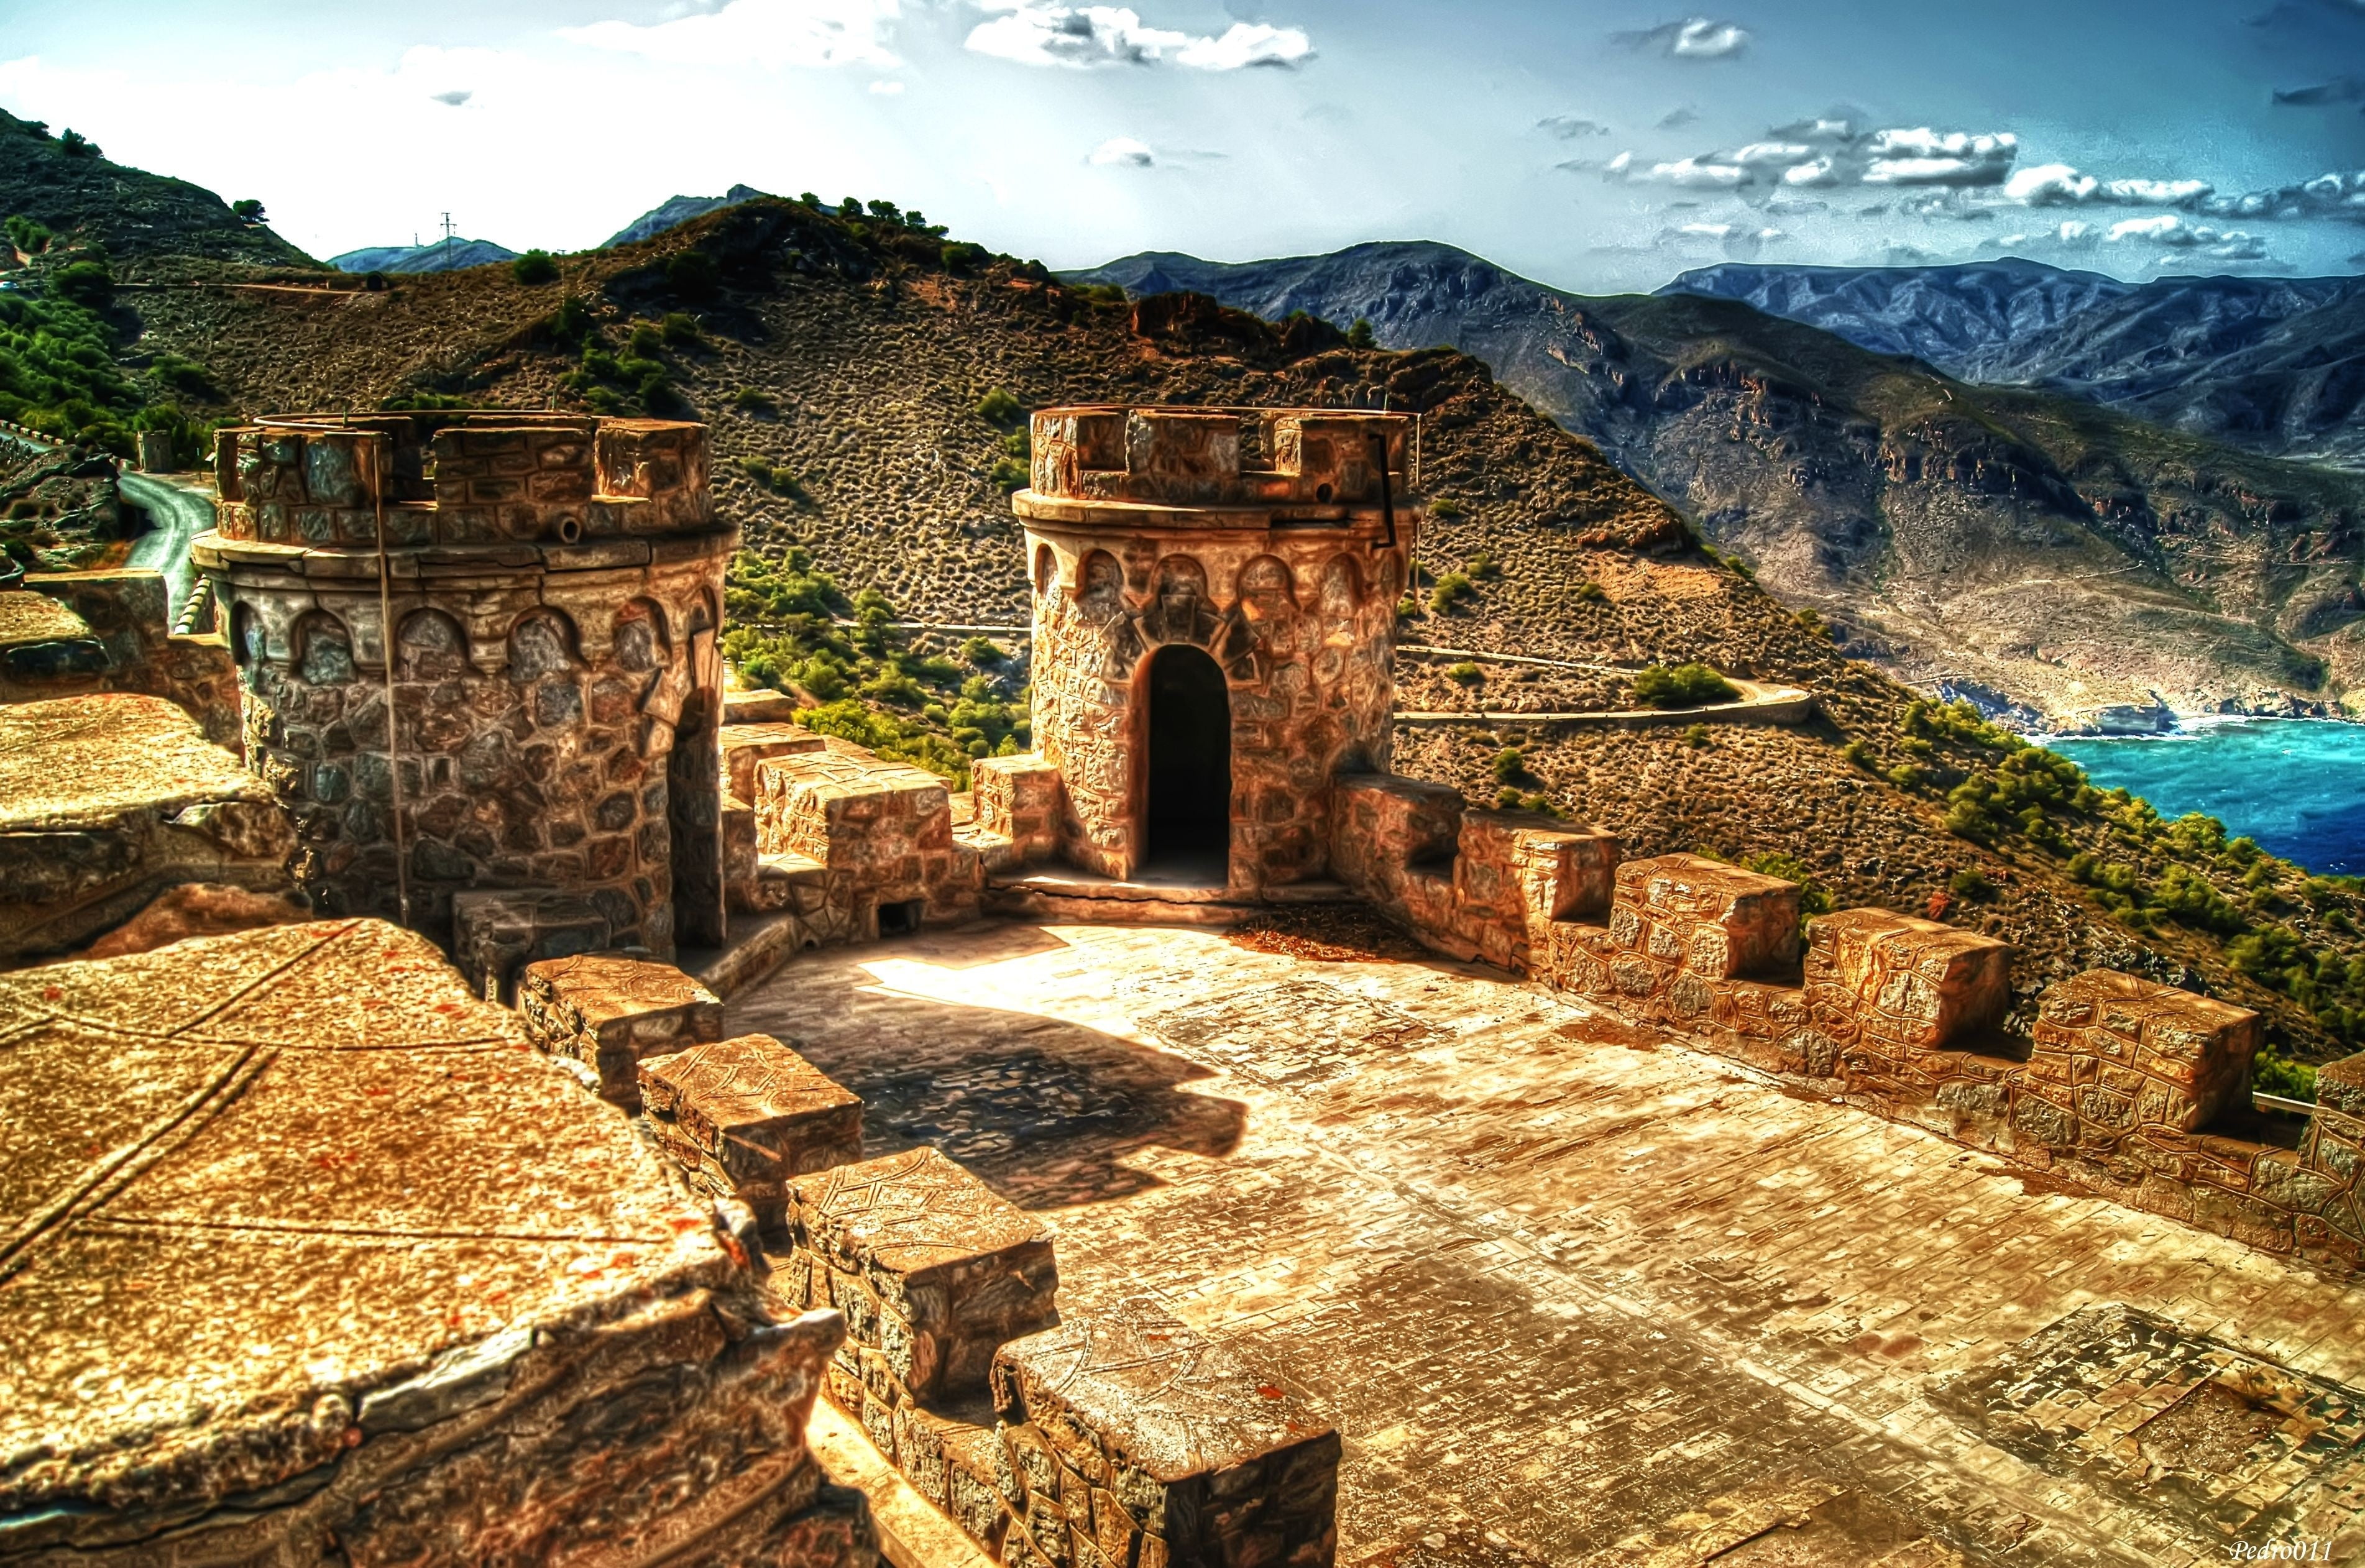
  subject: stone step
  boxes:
[732,848,829,915]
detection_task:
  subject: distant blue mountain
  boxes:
[602,185,766,249]
[329,238,520,274]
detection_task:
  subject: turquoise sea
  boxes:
[2046,719,2365,877]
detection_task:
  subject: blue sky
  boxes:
[4,0,2364,290]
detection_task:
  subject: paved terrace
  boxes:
[733,920,2365,1568]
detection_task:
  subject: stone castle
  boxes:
[6,402,2365,1567]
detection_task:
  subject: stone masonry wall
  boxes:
[1333,771,2365,1275]
[1027,533,1400,889]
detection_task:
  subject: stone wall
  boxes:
[197,411,732,955]
[1331,768,2365,1275]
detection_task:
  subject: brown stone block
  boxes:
[790,1147,1058,1402]
[520,952,724,1111]
[1512,819,1620,921]
[991,1302,1338,1568]
[2034,971,2261,1132]
[1615,854,1799,979]
[1804,906,2011,1054]
[643,1034,864,1232]
[723,722,830,803]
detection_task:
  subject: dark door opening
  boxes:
[1143,644,1231,883]
[876,898,925,937]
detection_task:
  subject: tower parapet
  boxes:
[193,411,735,967]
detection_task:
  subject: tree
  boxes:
[1346,317,1376,349]
[511,249,559,285]
[231,199,266,223]
[58,129,101,159]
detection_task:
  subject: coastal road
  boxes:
[122,468,213,623]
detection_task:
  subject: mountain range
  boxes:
[326,186,773,275]
[1668,260,2365,470]
[1074,242,2365,728]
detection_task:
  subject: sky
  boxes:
[4,0,2365,293]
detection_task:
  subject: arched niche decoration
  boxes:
[231,601,264,668]
[1077,549,1126,617]
[1318,554,1366,632]
[1034,542,1056,596]
[292,610,356,685]
[1235,554,1296,620]
[396,608,469,681]
[612,598,672,676]
[506,607,582,685]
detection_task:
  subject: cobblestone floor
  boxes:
[732,921,2365,1567]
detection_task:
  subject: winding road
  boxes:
[122,468,213,623]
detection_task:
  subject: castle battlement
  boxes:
[210,411,714,551]
[1017,405,1415,521]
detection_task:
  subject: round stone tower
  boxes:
[1012,405,1419,892]
[193,412,735,957]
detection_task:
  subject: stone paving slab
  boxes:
[734,921,2365,1567]
[0,691,269,832]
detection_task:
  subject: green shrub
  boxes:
[627,323,663,358]
[1464,550,1500,581]
[1949,868,1994,901]
[962,636,1009,666]
[1684,723,1711,750]
[1428,571,1476,615]
[666,250,718,299]
[1575,580,1606,603]
[988,456,1029,492]
[2254,1049,2318,1103]
[1742,851,1835,935]
[732,386,776,413]
[51,260,112,308]
[1840,738,1872,769]
[58,129,100,158]
[661,311,704,348]
[1346,318,1376,349]
[511,249,559,285]
[941,241,989,273]
[1630,663,1738,709]
[975,387,1023,427]
[1446,661,1482,685]
[5,215,53,254]
[1492,747,1533,786]
[1428,495,1464,520]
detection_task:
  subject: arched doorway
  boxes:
[1142,644,1231,881]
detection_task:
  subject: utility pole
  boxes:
[440,212,456,269]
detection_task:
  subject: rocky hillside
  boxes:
[1671,260,2365,470]
[98,197,2365,1072]
[1077,241,2365,728]
[0,109,313,267]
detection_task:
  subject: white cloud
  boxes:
[868,78,904,93]
[562,0,902,69]
[1616,122,2018,194]
[1088,135,1153,166]
[1859,127,2017,187]
[430,89,472,106]
[2104,214,2266,257]
[964,4,1311,70]
[1630,155,1749,188]
[2005,162,2212,208]
[1538,114,1609,139]
[1615,17,1750,58]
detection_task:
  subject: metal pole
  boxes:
[369,433,413,929]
